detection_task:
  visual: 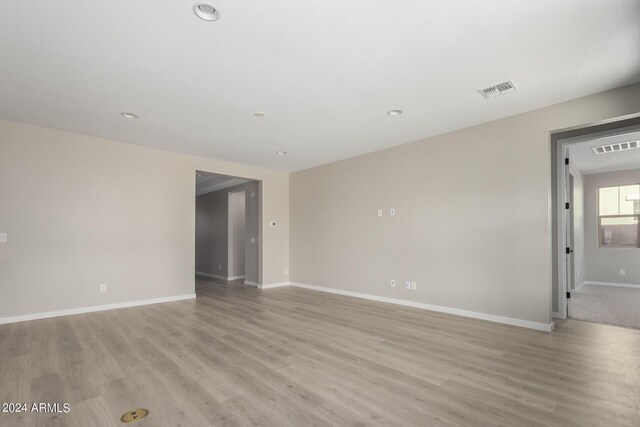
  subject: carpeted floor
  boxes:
[570,284,640,329]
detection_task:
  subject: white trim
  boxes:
[574,281,586,292]
[259,282,290,289]
[584,281,640,289]
[244,280,260,287]
[197,271,244,281]
[196,271,228,281]
[290,283,553,332]
[0,294,196,325]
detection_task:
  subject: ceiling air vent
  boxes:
[591,140,639,155]
[478,80,517,99]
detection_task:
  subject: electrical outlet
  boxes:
[284,268,289,275]
[219,264,222,270]
[620,269,626,276]
[250,237,256,243]
[390,279,396,288]
[411,282,417,290]
[405,281,411,290]
[99,284,107,293]
[0,233,6,243]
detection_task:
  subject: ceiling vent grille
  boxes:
[591,140,639,155]
[478,80,517,99]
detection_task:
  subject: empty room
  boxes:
[1,1,640,426]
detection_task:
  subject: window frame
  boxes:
[597,183,640,248]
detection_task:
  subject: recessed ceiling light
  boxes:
[387,110,402,116]
[120,112,138,119]
[276,151,287,156]
[254,112,265,117]
[193,2,220,21]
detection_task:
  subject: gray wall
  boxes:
[290,83,640,326]
[195,181,260,284]
[0,120,287,320]
[569,162,585,290]
[196,189,228,277]
[584,168,640,285]
[229,191,246,278]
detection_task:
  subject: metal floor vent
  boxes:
[120,408,149,424]
[478,80,517,99]
[591,140,639,154]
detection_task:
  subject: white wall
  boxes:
[0,119,289,320]
[584,168,640,285]
[290,83,640,327]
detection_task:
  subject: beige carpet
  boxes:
[570,284,640,329]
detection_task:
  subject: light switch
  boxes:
[250,237,256,243]
[377,209,383,217]
[390,208,396,216]
[0,233,6,243]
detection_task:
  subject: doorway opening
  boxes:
[552,113,640,328]
[194,171,262,288]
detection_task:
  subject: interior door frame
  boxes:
[551,114,640,319]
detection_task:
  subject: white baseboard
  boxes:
[574,281,586,293]
[196,271,227,280]
[584,281,640,289]
[0,293,196,325]
[196,271,246,281]
[259,282,291,289]
[290,283,553,332]
[243,281,290,289]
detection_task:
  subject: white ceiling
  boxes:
[570,130,640,175]
[196,172,252,195]
[0,1,639,172]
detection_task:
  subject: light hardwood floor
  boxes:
[1,278,640,426]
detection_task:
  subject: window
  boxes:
[598,184,640,247]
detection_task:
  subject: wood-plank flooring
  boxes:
[2,278,640,426]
